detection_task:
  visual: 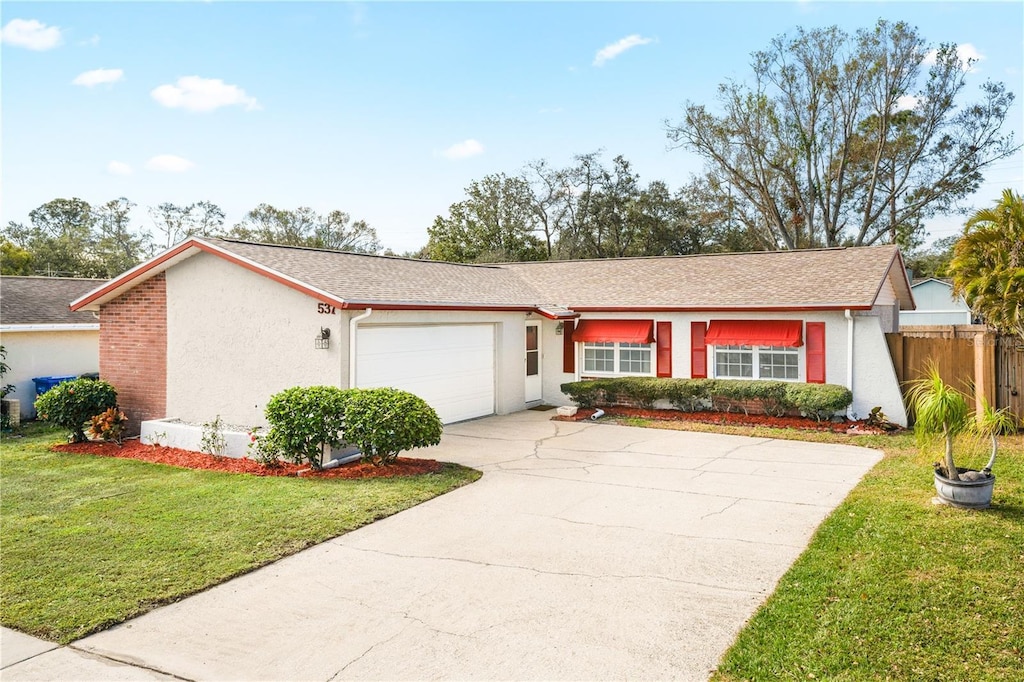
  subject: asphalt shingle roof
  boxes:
[73,239,910,312]
[500,246,906,309]
[210,239,545,307]
[213,240,905,310]
[1,276,106,325]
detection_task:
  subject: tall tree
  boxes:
[312,211,382,253]
[229,204,381,253]
[666,20,1018,249]
[149,203,195,249]
[2,198,102,276]
[0,240,34,275]
[92,198,153,277]
[426,175,545,263]
[948,189,1024,339]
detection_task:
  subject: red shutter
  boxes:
[806,322,825,384]
[690,321,707,379]
[656,321,672,377]
[563,320,576,374]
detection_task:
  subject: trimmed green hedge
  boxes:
[560,377,853,421]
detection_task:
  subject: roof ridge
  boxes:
[496,244,897,266]
[211,238,510,270]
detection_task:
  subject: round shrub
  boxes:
[344,388,442,467]
[784,383,853,421]
[257,386,354,468]
[34,378,118,442]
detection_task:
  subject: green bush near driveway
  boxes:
[561,377,853,420]
[0,423,480,644]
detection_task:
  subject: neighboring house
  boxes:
[1,276,105,419]
[899,278,974,327]
[70,238,916,431]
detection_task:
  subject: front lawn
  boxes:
[0,423,480,644]
[613,416,1024,681]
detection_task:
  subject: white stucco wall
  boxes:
[0,328,99,418]
[540,310,907,425]
[852,313,908,425]
[165,253,345,427]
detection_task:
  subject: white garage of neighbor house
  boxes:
[69,238,915,437]
[1,276,104,420]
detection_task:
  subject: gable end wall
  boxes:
[99,274,167,434]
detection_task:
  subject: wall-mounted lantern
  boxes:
[315,327,331,350]
[555,322,564,335]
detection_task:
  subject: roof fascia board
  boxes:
[0,323,100,332]
[875,249,916,311]
[568,304,874,313]
[340,301,536,313]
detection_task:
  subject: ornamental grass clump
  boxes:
[34,378,118,443]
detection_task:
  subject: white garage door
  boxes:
[356,324,495,424]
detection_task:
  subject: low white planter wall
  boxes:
[140,418,253,459]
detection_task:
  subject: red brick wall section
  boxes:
[99,274,167,435]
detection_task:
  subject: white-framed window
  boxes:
[714,345,799,381]
[583,341,653,375]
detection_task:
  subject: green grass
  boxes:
[0,423,481,644]
[610,416,1024,681]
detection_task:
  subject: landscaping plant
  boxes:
[34,378,118,443]
[0,345,14,432]
[344,388,443,467]
[560,377,853,421]
[253,386,354,469]
[85,407,128,444]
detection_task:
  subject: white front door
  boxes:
[525,322,542,403]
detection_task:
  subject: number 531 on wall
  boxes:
[317,303,336,315]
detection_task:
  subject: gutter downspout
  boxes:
[845,309,855,416]
[348,308,373,388]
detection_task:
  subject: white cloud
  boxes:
[441,139,484,160]
[924,43,985,72]
[107,161,133,176]
[1,18,63,50]
[593,34,653,67]
[73,68,124,87]
[145,155,195,173]
[151,76,260,112]
[895,94,920,111]
[78,34,101,47]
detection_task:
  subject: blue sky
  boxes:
[3,1,1022,254]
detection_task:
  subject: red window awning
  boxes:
[704,320,803,348]
[572,319,655,344]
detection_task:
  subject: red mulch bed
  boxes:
[554,406,896,435]
[50,440,443,478]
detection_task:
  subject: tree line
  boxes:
[1,198,381,278]
[428,20,1016,263]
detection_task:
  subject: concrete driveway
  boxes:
[3,410,881,681]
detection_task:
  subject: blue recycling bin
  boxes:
[32,375,78,397]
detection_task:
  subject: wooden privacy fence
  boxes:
[996,335,1024,420]
[886,325,1023,423]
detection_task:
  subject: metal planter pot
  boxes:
[933,469,995,509]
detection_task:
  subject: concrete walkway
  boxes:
[2,411,882,681]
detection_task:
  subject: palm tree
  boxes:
[949,189,1024,339]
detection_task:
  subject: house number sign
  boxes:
[317,303,337,315]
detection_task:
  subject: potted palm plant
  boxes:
[907,364,1017,509]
